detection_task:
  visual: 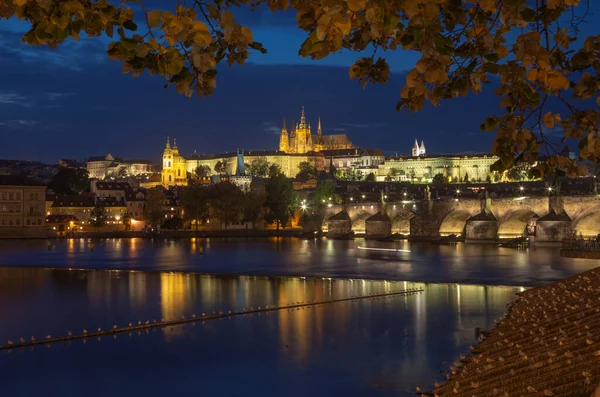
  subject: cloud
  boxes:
[44,92,75,101]
[0,119,38,128]
[0,92,29,106]
[262,121,281,135]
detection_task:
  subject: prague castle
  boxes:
[158,107,502,188]
[279,107,353,154]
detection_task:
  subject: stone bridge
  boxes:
[318,195,600,243]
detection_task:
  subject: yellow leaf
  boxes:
[597,96,600,106]
[545,71,570,90]
[527,68,538,81]
[13,0,27,6]
[147,10,162,29]
[546,0,561,9]
[543,112,554,129]
[497,46,509,59]
[346,0,367,12]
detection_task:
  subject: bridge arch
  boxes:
[439,210,472,236]
[351,211,374,233]
[572,205,600,238]
[497,209,538,239]
[391,209,415,235]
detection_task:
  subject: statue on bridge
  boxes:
[424,185,431,201]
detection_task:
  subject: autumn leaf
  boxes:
[543,112,555,129]
[346,0,367,12]
[147,10,162,29]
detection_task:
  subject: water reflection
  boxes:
[0,267,521,396]
[0,238,593,287]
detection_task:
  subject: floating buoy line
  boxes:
[1,288,424,351]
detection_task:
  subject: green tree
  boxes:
[265,171,296,230]
[214,160,228,175]
[296,161,318,182]
[268,164,282,178]
[409,169,416,183]
[144,187,164,227]
[365,173,376,182]
[89,204,108,228]
[195,165,211,179]
[507,167,528,182]
[463,172,470,183]
[180,183,210,230]
[248,157,270,177]
[385,168,400,182]
[242,182,266,228]
[432,173,446,184]
[209,181,244,228]
[314,180,341,206]
[48,168,90,195]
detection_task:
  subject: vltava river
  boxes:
[0,238,594,396]
[0,237,594,286]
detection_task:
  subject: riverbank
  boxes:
[8,229,307,240]
[431,265,600,395]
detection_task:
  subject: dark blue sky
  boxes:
[0,3,597,163]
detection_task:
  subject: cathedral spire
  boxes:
[317,117,322,137]
[282,118,287,132]
[165,136,171,150]
[173,138,177,148]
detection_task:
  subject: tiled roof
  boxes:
[432,267,600,396]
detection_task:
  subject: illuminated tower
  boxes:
[162,136,173,185]
[412,138,420,157]
[279,118,289,153]
[420,140,426,156]
[294,106,313,154]
[161,137,188,187]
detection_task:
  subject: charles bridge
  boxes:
[305,194,600,243]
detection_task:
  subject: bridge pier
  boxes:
[365,212,392,239]
[326,210,353,239]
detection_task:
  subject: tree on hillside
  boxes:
[48,168,89,195]
[268,164,282,178]
[314,180,341,206]
[408,169,416,183]
[365,173,376,182]
[144,187,164,227]
[385,168,400,182]
[195,165,211,179]
[5,1,598,176]
[214,160,228,175]
[463,172,470,183]
[296,161,318,182]
[89,204,107,228]
[180,182,210,230]
[432,173,446,184]
[248,157,270,178]
[242,181,267,228]
[121,211,132,230]
[208,181,243,228]
[264,171,296,230]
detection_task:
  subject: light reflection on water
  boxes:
[0,267,519,396]
[0,238,595,286]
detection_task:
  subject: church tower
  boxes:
[412,138,420,157]
[420,140,426,156]
[279,118,289,153]
[161,137,188,187]
[317,117,322,137]
[294,106,313,154]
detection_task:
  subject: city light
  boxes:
[456,189,460,194]
[301,204,307,210]
[362,195,365,199]
[519,186,524,191]
[403,192,407,196]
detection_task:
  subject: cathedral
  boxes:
[279,107,354,154]
[412,139,426,157]
[161,137,188,187]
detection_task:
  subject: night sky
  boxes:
[0,2,597,164]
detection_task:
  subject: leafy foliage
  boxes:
[314,180,341,206]
[180,182,210,229]
[364,172,376,182]
[144,187,164,226]
[432,173,446,184]
[296,161,318,182]
[48,168,89,195]
[264,170,295,230]
[208,180,243,227]
[89,204,108,227]
[214,160,228,175]
[248,157,270,177]
[242,181,266,227]
[195,165,211,179]
[3,0,598,173]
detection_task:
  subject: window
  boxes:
[8,220,12,226]
[30,193,34,200]
[15,193,20,200]
[1,220,5,225]
[169,175,172,182]
[8,193,13,200]
[8,204,13,213]
[38,219,42,225]
[16,219,20,226]
[1,193,6,200]
[178,169,181,177]
[168,161,171,167]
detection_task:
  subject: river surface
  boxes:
[0,238,595,286]
[0,238,595,396]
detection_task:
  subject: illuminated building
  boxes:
[0,181,46,237]
[279,107,354,154]
[161,137,188,187]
